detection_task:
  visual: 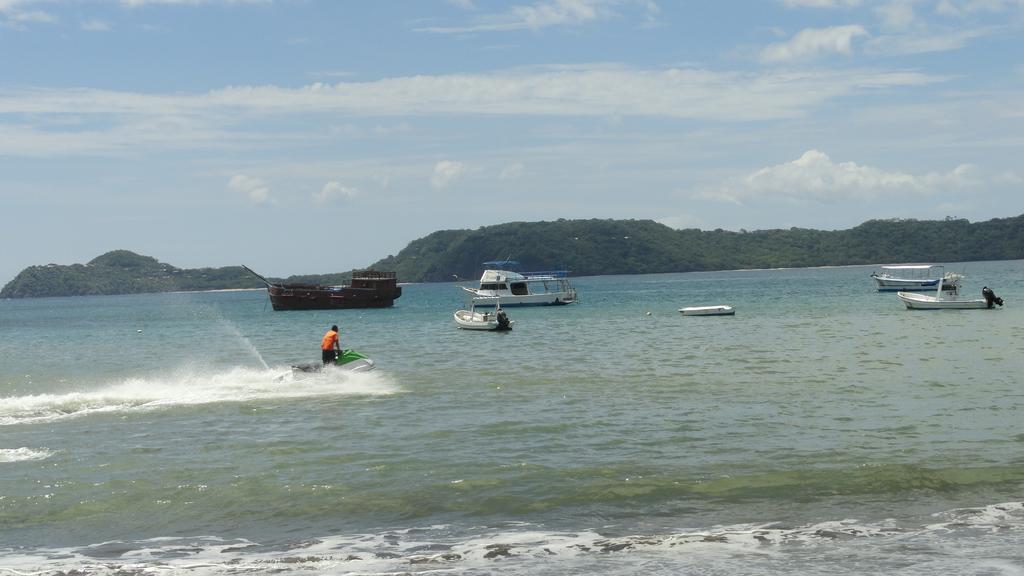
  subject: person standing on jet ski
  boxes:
[321,324,341,364]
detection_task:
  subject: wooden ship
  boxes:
[242,265,401,310]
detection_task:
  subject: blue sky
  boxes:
[1,0,1022,283]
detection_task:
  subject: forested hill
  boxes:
[367,214,1024,282]
[3,215,1023,298]
[0,250,363,298]
[0,251,262,298]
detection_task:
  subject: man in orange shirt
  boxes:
[321,324,341,365]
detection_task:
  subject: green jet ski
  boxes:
[292,349,376,373]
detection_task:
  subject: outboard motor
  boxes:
[982,286,1003,308]
[495,308,511,330]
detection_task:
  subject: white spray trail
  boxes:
[0,365,400,426]
[215,317,270,370]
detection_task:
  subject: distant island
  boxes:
[3,215,1023,298]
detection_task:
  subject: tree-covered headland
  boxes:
[3,215,1022,298]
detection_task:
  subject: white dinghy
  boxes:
[454,297,514,330]
[679,305,735,316]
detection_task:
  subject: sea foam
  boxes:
[2,502,1022,575]
[0,446,54,463]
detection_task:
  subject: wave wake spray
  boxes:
[0,365,400,426]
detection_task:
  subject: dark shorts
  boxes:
[322,349,337,364]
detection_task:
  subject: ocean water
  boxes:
[2,261,1023,575]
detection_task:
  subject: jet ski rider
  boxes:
[321,324,341,364]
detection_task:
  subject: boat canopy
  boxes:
[481,260,570,278]
[483,260,520,268]
[880,264,940,270]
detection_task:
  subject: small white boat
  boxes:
[897,292,990,310]
[462,261,577,307]
[897,275,1004,310]
[454,297,514,330]
[679,305,735,316]
[871,264,955,292]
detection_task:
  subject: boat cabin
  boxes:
[464,262,577,307]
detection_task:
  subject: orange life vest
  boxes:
[321,329,339,350]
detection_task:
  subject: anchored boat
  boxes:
[897,274,1004,310]
[243,265,401,310]
[679,305,735,316]
[462,260,577,307]
[871,264,956,292]
[454,297,514,331]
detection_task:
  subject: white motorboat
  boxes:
[871,264,955,291]
[897,275,1004,310]
[679,305,735,316]
[462,261,577,307]
[454,298,514,330]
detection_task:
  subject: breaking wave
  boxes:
[0,447,54,463]
[0,502,1021,575]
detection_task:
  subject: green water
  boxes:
[2,262,1023,574]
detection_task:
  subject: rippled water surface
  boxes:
[2,261,1023,574]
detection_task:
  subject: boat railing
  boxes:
[353,270,396,280]
[521,270,570,279]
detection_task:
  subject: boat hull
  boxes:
[679,305,735,316]
[873,278,941,291]
[897,292,992,310]
[465,291,574,307]
[267,284,401,310]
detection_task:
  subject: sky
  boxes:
[1,0,1023,283]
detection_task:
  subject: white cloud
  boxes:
[696,150,979,205]
[5,66,937,119]
[313,181,358,204]
[875,1,916,29]
[373,122,412,137]
[936,0,958,14]
[120,0,268,6]
[781,0,862,8]
[936,0,1018,17]
[657,213,706,230]
[0,66,946,157]
[499,162,524,179]
[228,174,272,204]
[760,25,868,62]
[865,26,998,55]
[81,19,111,31]
[0,0,38,11]
[431,160,466,189]
[417,0,658,33]
[993,170,1023,184]
[0,0,55,26]
[513,0,599,30]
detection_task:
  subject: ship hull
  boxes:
[267,285,401,310]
